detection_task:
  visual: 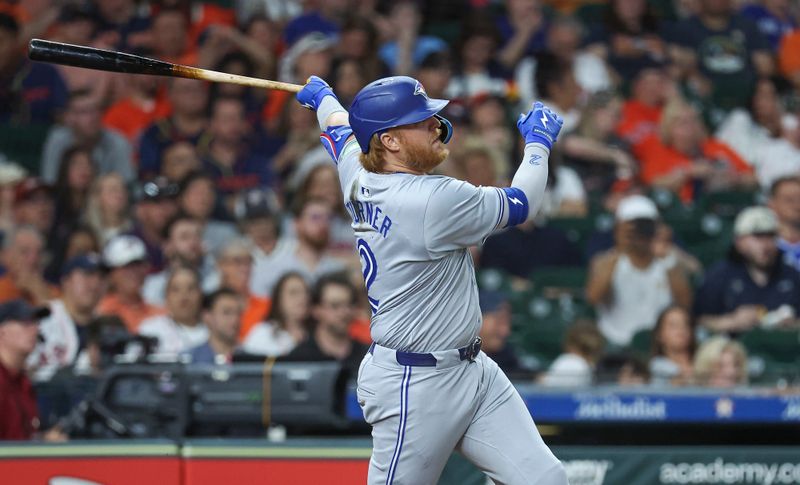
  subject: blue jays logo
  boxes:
[414,81,429,99]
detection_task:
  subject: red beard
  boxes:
[398,135,449,174]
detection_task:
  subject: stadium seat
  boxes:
[529,266,588,297]
[740,328,800,365]
[574,3,606,29]
[476,268,513,294]
[699,190,761,220]
[510,290,595,328]
[0,123,51,173]
[650,188,695,222]
[628,329,653,358]
[510,307,566,366]
[670,212,732,249]
[546,213,614,253]
[740,328,800,383]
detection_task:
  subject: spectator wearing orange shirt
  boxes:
[616,64,675,153]
[214,238,270,341]
[778,30,800,91]
[638,99,756,203]
[97,235,164,332]
[102,72,171,143]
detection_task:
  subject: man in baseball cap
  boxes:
[695,206,800,333]
[13,178,55,237]
[478,291,524,376]
[96,235,164,332]
[130,176,180,273]
[27,253,107,382]
[236,189,284,291]
[586,194,692,347]
[0,299,50,439]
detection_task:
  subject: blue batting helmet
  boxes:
[350,76,453,153]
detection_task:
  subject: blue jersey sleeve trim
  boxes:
[502,187,529,227]
[319,125,355,165]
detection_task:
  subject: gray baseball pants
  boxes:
[356,344,568,484]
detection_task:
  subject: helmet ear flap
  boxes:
[435,115,453,145]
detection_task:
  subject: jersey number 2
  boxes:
[357,238,380,315]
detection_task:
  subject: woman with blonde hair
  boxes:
[693,336,748,388]
[638,98,757,203]
[86,173,133,246]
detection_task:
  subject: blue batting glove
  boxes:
[517,101,564,150]
[297,75,337,111]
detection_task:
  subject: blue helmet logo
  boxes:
[350,76,452,153]
[413,81,428,99]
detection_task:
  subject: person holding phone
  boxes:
[586,195,692,347]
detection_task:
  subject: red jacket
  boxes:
[0,361,39,440]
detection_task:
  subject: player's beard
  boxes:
[400,136,449,174]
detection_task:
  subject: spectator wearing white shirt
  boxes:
[142,213,219,306]
[515,16,612,112]
[586,195,692,346]
[236,188,286,271]
[138,266,207,359]
[648,306,696,386]
[715,78,797,167]
[40,90,134,184]
[539,322,605,387]
[243,272,309,357]
[250,198,345,297]
[28,253,106,381]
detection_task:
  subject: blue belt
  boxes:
[368,337,482,367]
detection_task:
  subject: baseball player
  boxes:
[297,75,568,484]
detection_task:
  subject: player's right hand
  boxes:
[517,101,564,151]
[297,76,337,111]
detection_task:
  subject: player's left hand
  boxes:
[517,101,564,150]
[297,75,337,111]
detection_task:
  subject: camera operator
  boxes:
[586,195,692,347]
[47,315,158,438]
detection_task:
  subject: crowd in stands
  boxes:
[1,0,800,441]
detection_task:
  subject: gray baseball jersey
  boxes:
[334,137,517,353]
[321,124,566,485]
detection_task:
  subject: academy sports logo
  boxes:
[563,460,612,485]
[413,81,429,99]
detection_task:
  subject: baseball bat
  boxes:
[27,38,303,93]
